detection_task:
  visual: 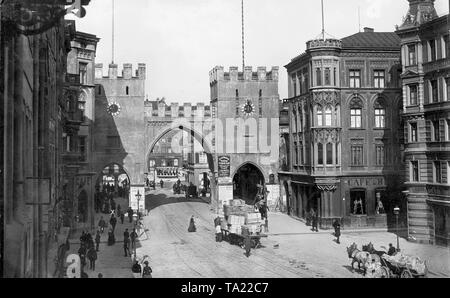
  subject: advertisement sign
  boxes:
[218,155,231,178]
[218,185,233,205]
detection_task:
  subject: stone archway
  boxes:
[232,163,265,204]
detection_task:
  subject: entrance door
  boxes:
[77,190,88,223]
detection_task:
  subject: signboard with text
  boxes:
[218,156,231,178]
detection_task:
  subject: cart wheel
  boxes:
[401,269,413,279]
[380,267,390,278]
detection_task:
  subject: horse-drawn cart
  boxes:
[379,253,428,278]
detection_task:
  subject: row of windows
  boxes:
[292,144,393,167]
[408,119,450,143]
[410,160,450,184]
[290,68,388,97]
[349,107,386,128]
[406,36,449,66]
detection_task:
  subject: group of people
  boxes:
[123,228,139,257]
[77,231,98,272]
[95,184,129,215]
[156,168,179,177]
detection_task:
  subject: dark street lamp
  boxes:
[393,206,400,251]
[135,190,142,219]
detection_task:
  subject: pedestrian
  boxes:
[117,204,122,215]
[130,228,138,250]
[87,246,97,271]
[123,237,130,257]
[131,260,142,278]
[110,214,117,232]
[142,261,152,278]
[160,179,164,188]
[215,224,222,242]
[78,244,87,270]
[388,243,396,256]
[332,219,341,244]
[98,217,106,234]
[188,216,196,233]
[120,211,125,224]
[95,230,101,252]
[80,231,86,247]
[98,273,103,278]
[124,228,130,243]
[110,199,116,213]
[311,209,319,232]
[107,229,115,246]
[127,207,133,223]
[243,229,252,258]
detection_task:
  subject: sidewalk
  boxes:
[65,196,146,278]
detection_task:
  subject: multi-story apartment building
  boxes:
[1,3,90,276]
[280,28,404,229]
[396,0,450,245]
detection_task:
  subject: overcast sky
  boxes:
[68,0,449,103]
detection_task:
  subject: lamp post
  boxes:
[393,206,400,251]
[135,190,142,220]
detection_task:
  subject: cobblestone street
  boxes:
[129,189,450,278]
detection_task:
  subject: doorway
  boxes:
[233,163,265,204]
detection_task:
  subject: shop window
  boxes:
[375,189,387,215]
[351,190,366,215]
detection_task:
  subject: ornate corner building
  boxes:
[396,0,450,245]
[281,29,404,229]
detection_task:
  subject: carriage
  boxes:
[377,253,428,278]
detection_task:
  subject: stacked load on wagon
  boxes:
[223,199,265,237]
[381,253,427,276]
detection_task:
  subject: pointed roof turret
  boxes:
[398,0,438,30]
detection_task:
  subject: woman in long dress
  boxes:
[188,216,196,232]
[107,229,115,246]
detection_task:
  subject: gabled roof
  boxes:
[341,32,400,50]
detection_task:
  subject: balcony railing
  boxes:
[423,58,450,73]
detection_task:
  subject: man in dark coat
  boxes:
[95,230,101,252]
[78,244,87,270]
[98,217,106,234]
[123,237,130,257]
[87,246,97,271]
[127,207,134,223]
[311,209,319,232]
[388,243,397,256]
[332,219,341,244]
[110,215,117,233]
[130,229,138,250]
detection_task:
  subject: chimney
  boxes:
[363,27,374,33]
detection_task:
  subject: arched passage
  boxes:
[146,124,217,204]
[232,163,265,204]
[95,163,131,214]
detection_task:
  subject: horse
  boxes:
[347,243,370,276]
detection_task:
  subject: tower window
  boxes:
[259,90,263,116]
[126,86,129,95]
[235,89,239,116]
